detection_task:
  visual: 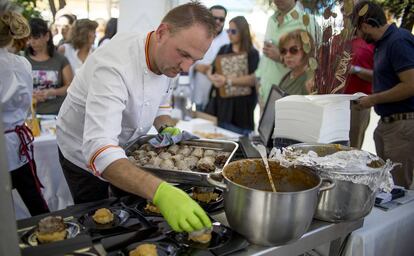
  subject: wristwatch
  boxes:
[352,66,362,74]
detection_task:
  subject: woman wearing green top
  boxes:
[25,18,73,115]
[278,29,314,95]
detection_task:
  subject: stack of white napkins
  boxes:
[274,93,366,143]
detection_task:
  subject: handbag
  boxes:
[214,51,252,98]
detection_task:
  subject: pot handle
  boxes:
[207,172,228,190]
[319,178,335,192]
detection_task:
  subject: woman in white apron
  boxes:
[0,11,49,216]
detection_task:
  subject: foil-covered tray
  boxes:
[123,136,238,187]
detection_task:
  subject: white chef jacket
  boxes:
[189,30,229,107]
[0,48,33,171]
[56,32,174,177]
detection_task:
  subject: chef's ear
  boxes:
[155,23,171,42]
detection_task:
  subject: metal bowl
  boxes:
[289,143,385,222]
[208,159,334,246]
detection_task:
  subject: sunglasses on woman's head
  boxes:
[226,29,238,35]
[213,16,225,22]
[280,46,301,55]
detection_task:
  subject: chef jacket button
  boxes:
[144,69,148,75]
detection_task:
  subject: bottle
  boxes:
[173,72,192,120]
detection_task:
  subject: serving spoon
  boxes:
[253,143,277,192]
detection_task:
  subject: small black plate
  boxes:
[170,222,232,250]
[78,208,130,231]
[185,188,224,213]
[20,221,81,247]
[124,241,179,256]
[135,201,163,217]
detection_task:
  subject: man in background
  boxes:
[189,5,229,111]
[354,1,414,189]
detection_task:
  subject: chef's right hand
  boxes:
[153,182,212,232]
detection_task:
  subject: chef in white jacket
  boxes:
[0,11,49,216]
[57,2,215,233]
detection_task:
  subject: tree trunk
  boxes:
[400,4,414,31]
[49,0,56,19]
[58,0,66,10]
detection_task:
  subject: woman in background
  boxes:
[98,17,117,47]
[53,14,76,47]
[58,19,97,73]
[26,18,73,115]
[206,16,259,136]
[0,11,49,216]
[277,29,315,95]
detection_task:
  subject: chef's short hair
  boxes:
[162,1,216,38]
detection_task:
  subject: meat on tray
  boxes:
[127,143,230,173]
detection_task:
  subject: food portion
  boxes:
[193,131,226,139]
[129,243,158,256]
[191,188,219,203]
[128,143,231,173]
[144,201,161,214]
[188,228,212,244]
[92,208,115,224]
[36,216,67,243]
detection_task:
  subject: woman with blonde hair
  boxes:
[58,19,98,73]
[277,29,315,95]
[0,11,49,215]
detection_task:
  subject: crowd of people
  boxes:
[1,0,413,237]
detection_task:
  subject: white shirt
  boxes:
[57,32,174,177]
[62,43,93,74]
[189,30,229,107]
[0,48,33,171]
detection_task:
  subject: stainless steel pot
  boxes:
[207,159,334,246]
[289,143,385,222]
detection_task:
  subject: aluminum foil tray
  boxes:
[123,136,238,187]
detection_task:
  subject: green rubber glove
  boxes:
[153,182,212,232]
[160,126,181,136]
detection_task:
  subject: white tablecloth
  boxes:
[13,134,73,219]
[344,190,414,256]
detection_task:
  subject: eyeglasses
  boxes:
[213,16,225,22]
[280,46,301,55]
[226,29,238,35]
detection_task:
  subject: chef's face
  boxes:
[154,23,213,77]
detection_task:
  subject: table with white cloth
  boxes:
[13,133,74,219]
[343,190,414,256]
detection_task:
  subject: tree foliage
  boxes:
[378,0,414,31]
[12,0,40,19]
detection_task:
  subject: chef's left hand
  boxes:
[160,126,181,136]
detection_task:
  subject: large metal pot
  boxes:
[289,143,385,222]
[207,159,334,246]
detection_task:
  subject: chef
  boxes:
[56,2,216,233]
[1,10,50,216]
